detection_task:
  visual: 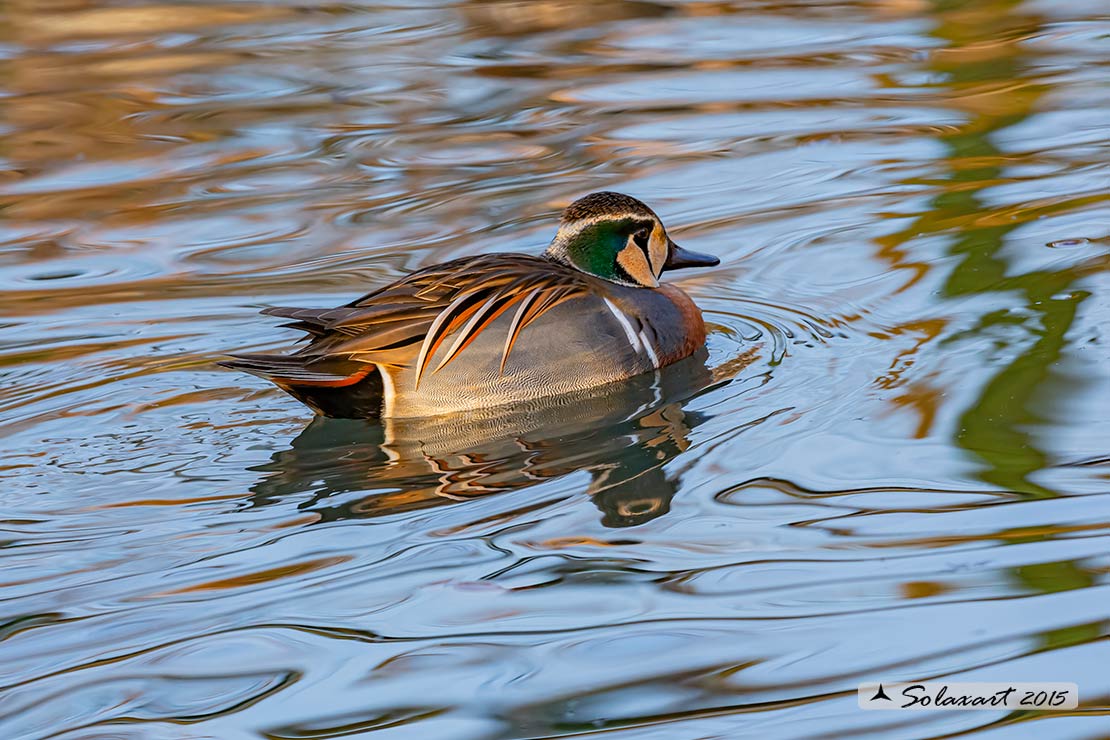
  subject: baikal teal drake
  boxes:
[222,192,720,418]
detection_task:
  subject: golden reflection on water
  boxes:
[2,0,1110,738]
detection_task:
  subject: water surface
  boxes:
[2,1,1110,738]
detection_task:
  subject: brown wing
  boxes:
[263,254,592,386]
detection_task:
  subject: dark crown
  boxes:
[561,192,657,222]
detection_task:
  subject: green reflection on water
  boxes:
[925,0,1088,499]
[927,0,1100,650]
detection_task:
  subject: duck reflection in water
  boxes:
[249,351,729,527]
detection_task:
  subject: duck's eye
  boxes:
[632,228,651,250]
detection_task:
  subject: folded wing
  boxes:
[221,254,592,398]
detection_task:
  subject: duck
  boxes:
[221,191,719,418]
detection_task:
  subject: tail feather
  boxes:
[219,353,384,418]
[277,321,327,336]
[260,307,344,337]
[218,353,368,386]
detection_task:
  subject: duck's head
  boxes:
[544,191,719,288]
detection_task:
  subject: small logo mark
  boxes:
[870,684,892,702]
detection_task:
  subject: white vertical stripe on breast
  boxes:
[638,330,660,368]
[604,297,659,368]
